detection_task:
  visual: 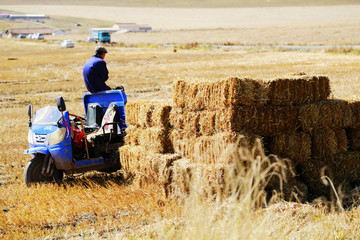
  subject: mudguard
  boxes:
[24,146,50,155]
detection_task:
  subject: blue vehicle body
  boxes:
[92,31,111,43]
[24,90,127,184]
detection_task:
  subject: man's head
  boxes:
[95,46,107,59]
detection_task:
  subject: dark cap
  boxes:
[95,46,108,55]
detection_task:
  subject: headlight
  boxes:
[49,127,66,146]
[28,129,35,145]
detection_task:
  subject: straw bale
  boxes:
[171,130,241,164]
[169,109,201,135]
[125,100,172,128]
[173,75,330,110]
[311,128,348,159]
[263,156,296,192]
[173,77,268,111]
[171,158,192,196]
[134,153,182,197]
[170,159,226,197]
[170,109,218,136]
[119,145,144,173]
[298,151,360,198]
[138,127,173,154]
[346,128,360,150]
[332,151,360,184]
[125,100,148,126]
[298,159,335,197]
[298,152,356,197]
[170,130,268,164]
[298,100,353,132]
[215,105,298,136]
[124,124,173,153]
[199,110,217,136]
[271,132,311,164]
[124,125,141,145]
[265,75,330,105]
[348,100,360,128]
[152,104,172,128]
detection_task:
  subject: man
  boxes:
[83,46,111,93]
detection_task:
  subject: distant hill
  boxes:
[1,0,360,8]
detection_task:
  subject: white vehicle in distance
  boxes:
[61,40,75,48]
[33,33,44,40]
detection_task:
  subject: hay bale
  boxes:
[152,104,172,128]
[170,159,226,198]
[124,125,141,145]
[298,100,353,132]
[170,109,218,136]
[134,153,182,197]
[125,100,172,128]
[311,128,348,159]
[124,124,173,153]
[170,109,201,135]
[265,75,330,105]
[199,110,217,136]
[125,100,148,126]
[171,130,241,164]
[119,145,144,173]
[173,75,330,110]
[333,151,360,184]
[348,100,360,128]
[298,159,335,197]
[271,132,311,164]
[170,158,192,196]
[298,151,357,198]
[346,128,360,150]
[173,77,268,111]
[170,130,267,165]
[216,105,298,136]
[138,127,173,154]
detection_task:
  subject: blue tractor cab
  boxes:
[23,90,127,185]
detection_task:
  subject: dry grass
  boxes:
[2,36,360,239]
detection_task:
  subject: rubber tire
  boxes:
[24,155,63,186]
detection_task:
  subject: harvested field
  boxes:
[3,27,360,238]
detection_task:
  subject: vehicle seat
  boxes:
[84,103,103,133]
[86,103,121,145]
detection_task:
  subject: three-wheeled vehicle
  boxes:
[24,90,127,185]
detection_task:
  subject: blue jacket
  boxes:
[83,55,111,93]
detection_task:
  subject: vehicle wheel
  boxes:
[24,155,63,185]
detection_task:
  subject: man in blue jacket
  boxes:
[83,46,112,93]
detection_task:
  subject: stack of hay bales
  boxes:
[170,75,331,199]
[120,74,360,201]
[120,100,179,196]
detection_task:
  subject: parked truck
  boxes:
[92,31,111,43]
